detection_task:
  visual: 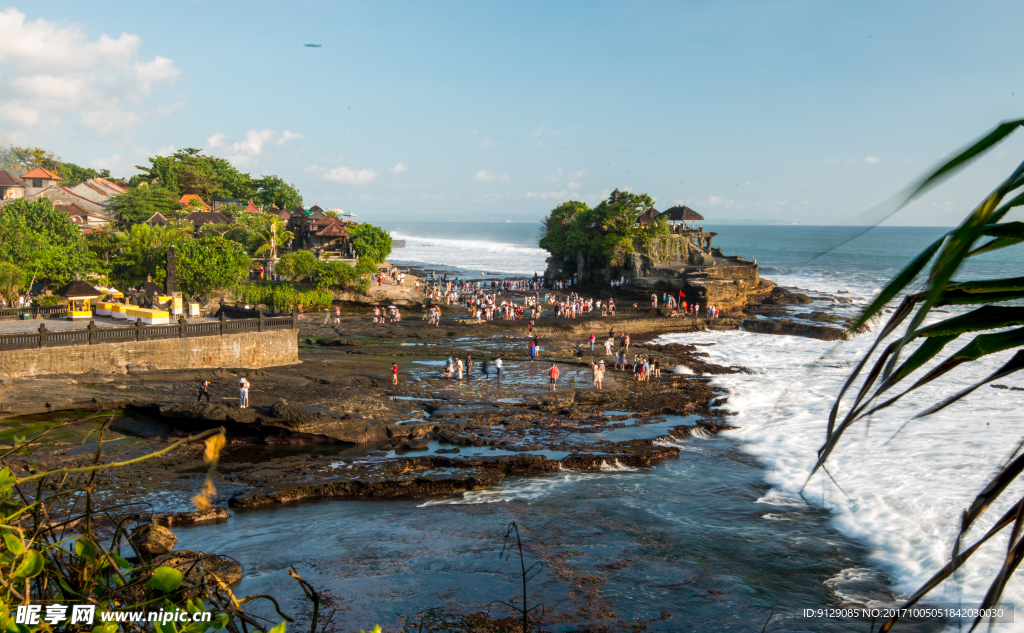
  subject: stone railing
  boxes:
[0,312,298,352]
[0,305,68,321]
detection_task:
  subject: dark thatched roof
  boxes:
[635,207,660,224]
[661,205,704,222]
[57,279,102,298]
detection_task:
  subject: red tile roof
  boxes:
[178,194,210,210]
[21,167,63,180]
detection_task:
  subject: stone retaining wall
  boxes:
[0,329,298,377]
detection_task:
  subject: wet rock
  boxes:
[130,524,177,557]
[436,447,460,454]
[151,549,243,585]
[151,508,229,527]
[741,319,847,341]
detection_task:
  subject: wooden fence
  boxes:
[0,312,298,352]
[0,305,69,321]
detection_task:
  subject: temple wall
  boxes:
[0,329,298,378]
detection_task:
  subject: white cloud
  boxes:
[324,166,378,185]
[206,133,226,148]
[231,129,275,159]
[570,169,585,178]
[567,181,581,190]
[0,8,181,137]
[865,155,881,164]
[823,157,839,165]
[708,196,722,206]
[544,169,563,182]
[475,169,511,182]
[390,162,408,174]
[479,139,492,148]
[279,130,303,145]
[156,144,176,156]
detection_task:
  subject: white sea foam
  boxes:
[656,324,1024,618]
[388,231,548,276]
[599,459,637,471]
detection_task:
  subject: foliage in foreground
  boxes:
[815,118,1024,632]
[0,420,301,632]
[0,199,92,289]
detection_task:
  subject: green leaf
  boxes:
[6,622,31,633]
[13,549,43,578]
[146,566,184,592]
[2,532,24,556]
[849,234,945,331]
[91,624,118,633]
[268,623,287,633]
[211,613,229,631]
[59,577,83,600]
[0,467,14,491]
[75,538,97,561]
[113,554,131,568]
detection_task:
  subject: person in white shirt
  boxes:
[495,356,503,380]
[238,377,250,408]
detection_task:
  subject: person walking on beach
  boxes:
[392,363,399,385]
[238,376,250,408]
[605,336,613,356]
[594,360,605,390]
[466,354,473,374]
[457,358,464,380]
[589,332,596,351]
[481,358,490,380]
[198,380,211,403]
[495,356,503,380]
[528,341,536,362]
[549,363,560,390]
[624,333,631,352]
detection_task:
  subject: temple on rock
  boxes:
[541,189,770,312]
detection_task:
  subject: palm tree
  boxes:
[253,215,294,276]
[815,118,1024,632]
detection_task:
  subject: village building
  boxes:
[145,212,169,226]
[66,177,125,206]
[183,210,230,229]
[20,167,63,195]
[0,170,27,200]
[178,194,210,210]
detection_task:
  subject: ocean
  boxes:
[382,221,1024,619]
[175,222,1021,630]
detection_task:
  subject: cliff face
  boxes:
[543,232,769,313]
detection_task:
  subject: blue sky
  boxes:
[1,1,1022,225]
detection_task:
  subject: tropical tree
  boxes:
[350,223,393,263]
[108,184,180,225]
[815,119,1024,632]
[538,192,668,265]
[254,175,303,210]
[113,223,191,287]
[0,262,27,304]
[275,250,318,281]
[175,236,251,298]
[0,198,91,288]
[253,215,295,262]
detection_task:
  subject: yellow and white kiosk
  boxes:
[56,280,102,320]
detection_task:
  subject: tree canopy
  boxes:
[0,145,117,187]
[538,192,667,263]
[350,224,393,263]
[107,184,181,225]
[0,198,92,287]
[130,148,302,209]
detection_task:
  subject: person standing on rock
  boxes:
[392,363,399,385]
[495,356,503,380]
[239,376,250,408]
[589,332,596,351]
[624,333,631,352]
[549,363,560,390]
[457,358,464,380]
[605,336,614,357]
[466,354,473,375]
[528,341,536,362]
[198,380,211,403]
[481,358,490,380]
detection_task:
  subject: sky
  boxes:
[0,1,1022,226]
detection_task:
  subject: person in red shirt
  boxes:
[392,363,399,385]
[549,363,560,390]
